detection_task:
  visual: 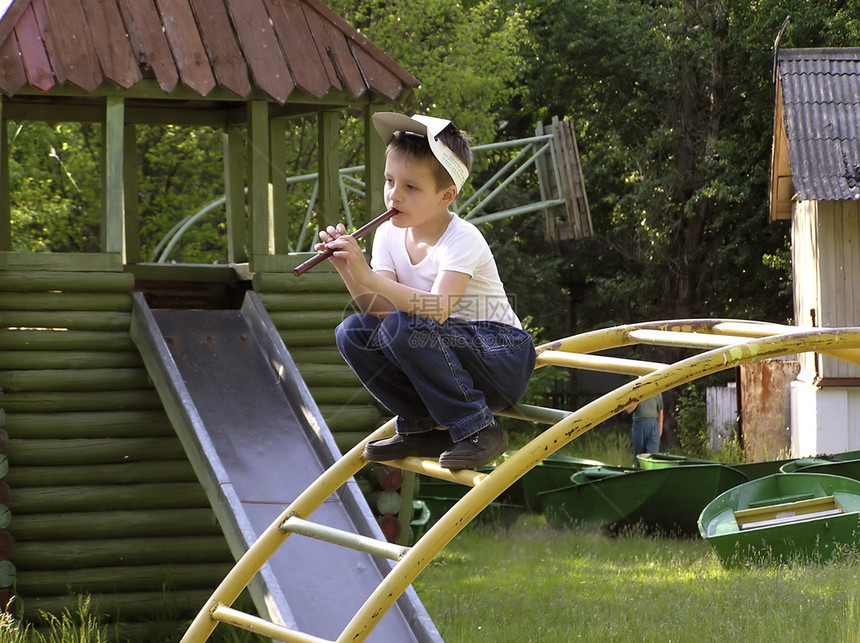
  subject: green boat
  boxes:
[698,473,860,567]
[513,452,604,512]
[637,453,715,469]
[539,463,748,536]
[787,458,860,481]
[416,466,525,530]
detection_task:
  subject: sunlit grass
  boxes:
[415,514,860,642]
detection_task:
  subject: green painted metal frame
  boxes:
[182,319,860,642]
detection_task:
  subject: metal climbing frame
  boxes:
[155,118,591,262]
[182,319,860,642]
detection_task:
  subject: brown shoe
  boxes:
[438,421,507,470]
[364,430,454,462]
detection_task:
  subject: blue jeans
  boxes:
[632,418,661,456]
[335,312,536,442]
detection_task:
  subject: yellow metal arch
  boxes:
[182,319,860,642]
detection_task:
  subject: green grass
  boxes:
[415,515,860,642]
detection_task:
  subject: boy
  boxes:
[316,112,535,469]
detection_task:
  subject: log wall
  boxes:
[253,269,387,450]
[0,266,235,634]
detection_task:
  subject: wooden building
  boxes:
[770,48,860,455]
[0,0,418,633]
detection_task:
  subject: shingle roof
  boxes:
[776,48,860,202]
[0,0,418,105]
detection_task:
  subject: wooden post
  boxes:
[224,124,248,263]
[103,97,125,256]
[247,100,271,264]
[318,110,340,229]
[123,123,139,264]
[365,105,386,222]
[0,95,10,251]
[270,118,289,254]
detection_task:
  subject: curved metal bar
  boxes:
[183,322,860,643]
[337,326,860,642]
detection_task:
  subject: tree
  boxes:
[513,0,860,331]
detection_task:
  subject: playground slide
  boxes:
[130,292,440,642]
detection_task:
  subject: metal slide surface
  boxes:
[131,292,440,642]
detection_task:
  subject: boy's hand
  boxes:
[314,223,348,252]
[316,224,372,281]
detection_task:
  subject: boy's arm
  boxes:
[320,228,471,322]
[363,269,470,323]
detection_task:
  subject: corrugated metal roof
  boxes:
[776,48,860,201]
[0,0,418,105]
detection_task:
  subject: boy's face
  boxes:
[384,151,456,229]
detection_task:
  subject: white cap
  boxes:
[372,112,470,193]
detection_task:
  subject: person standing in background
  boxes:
[626,393,664,461]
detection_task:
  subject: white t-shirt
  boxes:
[370,214,522,328]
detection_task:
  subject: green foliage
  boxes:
[329,0,530,142]
[673,383,709,457]
[8,121,101,253]
[134,125,228,263]
[0,596,107,643]
[507,0,860,328]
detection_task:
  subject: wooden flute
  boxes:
[292,208,398,276]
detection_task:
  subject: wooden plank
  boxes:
[266,310,345,329]
[0,292,132,311]
[188,0,251,98]
[17,562,232,595]
[9,484,208,517]
[353,46,402,101]
[0,250,123,271]
[13,4,54,92]
[294,363,362,386]
[9,461,197,487]
[0,0,32,49]
[267,0,331,98]
[0,368,151,392]
[270,118,290,253]
[43,0,102,92]
[0,268,133,292]
[304,5,363,97]
[307,386,374,404]
[6,437,186,465]
[3,409,171,439]
[224,0,294,103]
[302,0,417,86]
[123,123,140,263]
[25,589,216,621]
[0,30,28,95]
[365,105,386,217]
[0,310,131,330]
[295,0,339,89]
[103,96,125,254]
[79,0,142,89]
[32,0,66,85]
[253,269,348,292]
[154,0,216,96]
[13,535,228,569]
[223,123,248,263]
[0,390,163,413]
[246,100,271,258]
[0,350,143,369]
[117,0,179,93]
[0,328,136,350]
[9,508,221,539]
[318,109,340,227]
[319,404,384,432]
[0,97,9,252]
